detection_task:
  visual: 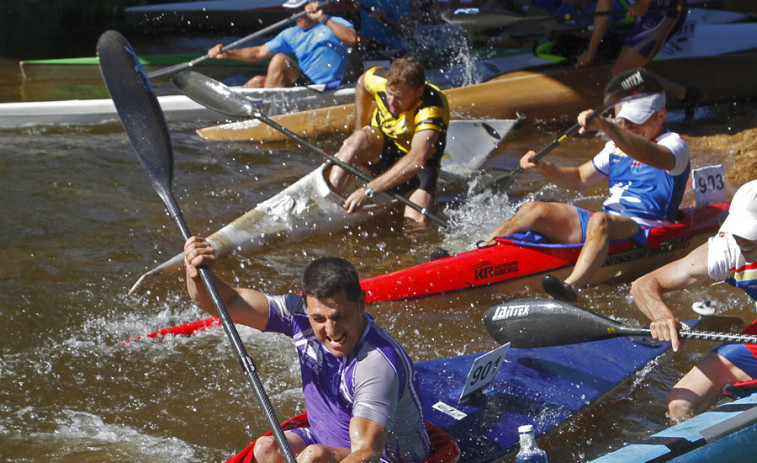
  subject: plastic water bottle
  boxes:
[514,424,548,463]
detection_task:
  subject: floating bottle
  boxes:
[514,424,548,463]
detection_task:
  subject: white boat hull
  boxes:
[128,118,519,292]
[0,85,356,129]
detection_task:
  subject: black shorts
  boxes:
[366,138,441,196]
[293,70,314,87]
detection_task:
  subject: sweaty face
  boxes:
[735,235,757,263]
[305,290,367,357]
[385,83,423,115]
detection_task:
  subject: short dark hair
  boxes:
[302,257,362,303]
[386,56,425,89]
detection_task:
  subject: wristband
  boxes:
[364,185,375,198]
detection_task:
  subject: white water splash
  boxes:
[441,189,525,254]
[42,410,199,461]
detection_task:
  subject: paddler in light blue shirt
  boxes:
[207,0,356,88]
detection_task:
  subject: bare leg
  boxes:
[328,127,383,194]
[244,75,266,88]
[668,352,752,422]
[485,201,584,244]
[404,189,434,223]
[244,53,302,89]
[297,444,351,463]
[253,431,307,463]
[564,212,639,288]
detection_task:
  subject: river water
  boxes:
[2,48,757,462]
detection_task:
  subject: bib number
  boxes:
[692,165,726,207]
[459,343,509,402]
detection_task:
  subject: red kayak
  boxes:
[361,201,729,303]
[226,413,460,463]
[124,202,728,342]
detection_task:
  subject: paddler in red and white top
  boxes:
[484,84,690,303]
[327,55,450,223]
[631,180,757,422]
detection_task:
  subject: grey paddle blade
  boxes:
[97,30,175,206]
[483,298,642,348]
[171,71,255,117]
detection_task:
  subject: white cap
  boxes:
[616,92,666,125]
[518,424,534,433]
[282,0,307,8]
[720,180,757,241]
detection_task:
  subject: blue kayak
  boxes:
[417,333,674,462]
[588,391,757,462]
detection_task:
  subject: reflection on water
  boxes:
[2,55,757,462]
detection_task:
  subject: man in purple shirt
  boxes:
[184,236,430,463]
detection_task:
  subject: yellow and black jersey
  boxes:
[363,66,450,156]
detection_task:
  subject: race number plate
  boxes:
[459,343,510,403]
[692,165,726,207]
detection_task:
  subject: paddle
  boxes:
[147,0,338,79]
[483,298,757,349]
[97,30,296,463]
[442,4,687,31]
[485,67,663,193]
[170,70,451,229]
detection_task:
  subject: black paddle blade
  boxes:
[604,67,664,105]
[171,71,254,117]
[97,30,175,206]
[483,298,643,348]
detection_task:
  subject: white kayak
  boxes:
[128,118,520,293]
[0,84,355,129]
[0,48,551,129]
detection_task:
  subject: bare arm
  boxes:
[592,115,676,170]
[322,17,358,46]
[207,43,274,63]
[339,417,389,463]
[342,129,438,213]
[630,242,711,351]
[369,129,438,193]
[184,236,270,330]
[352,72,374,132]
[305,2,357,46]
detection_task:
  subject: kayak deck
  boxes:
[361,202,729,303]
[418,328,678,461]
[588,392,757,462]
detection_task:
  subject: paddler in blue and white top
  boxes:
[327,55,450,223]
[207,0,356,88]
[183,237,430,463]
[631,180,757,422]
[484,82,690,303]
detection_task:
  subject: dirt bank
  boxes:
[680,101,757,186]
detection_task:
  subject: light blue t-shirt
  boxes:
[265,17,354,84]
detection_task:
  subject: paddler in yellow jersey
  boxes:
[327,56,450,223]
